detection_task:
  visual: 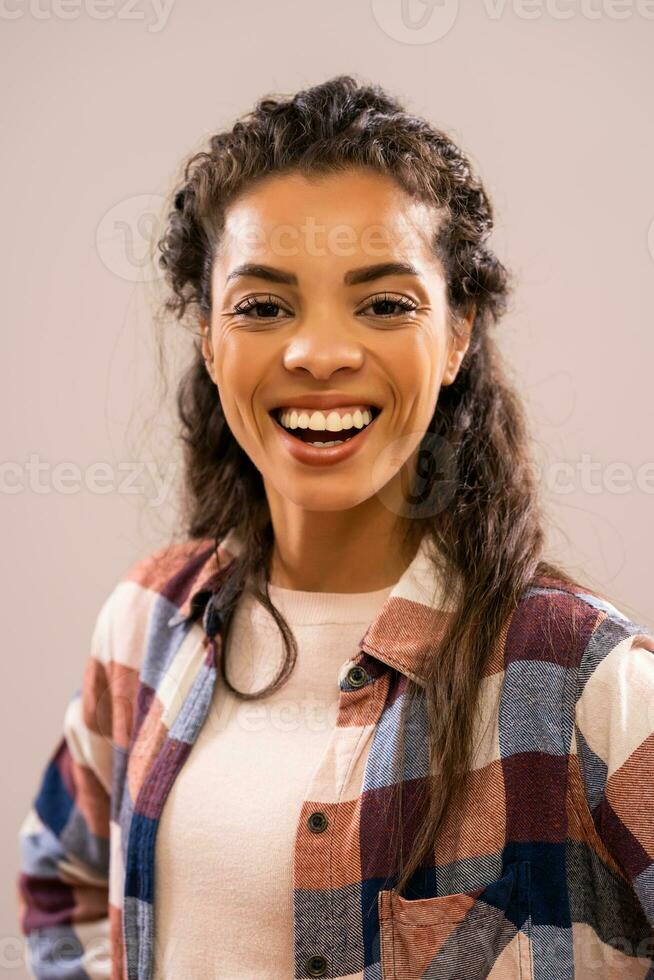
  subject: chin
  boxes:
[275,482,376,513]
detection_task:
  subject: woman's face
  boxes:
[200,167,472,515]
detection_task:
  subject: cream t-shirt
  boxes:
[152,580,394,979]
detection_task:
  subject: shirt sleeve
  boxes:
[574,609,654,927]
[16,593,116,979]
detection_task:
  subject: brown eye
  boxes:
[233,294,291,320]
[359,292,418,318]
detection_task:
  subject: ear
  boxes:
[199,317,214,379]
[442,305,475,386]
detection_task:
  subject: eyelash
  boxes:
[231,291,418,322]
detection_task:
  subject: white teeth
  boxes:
[308,411,325,431]
[278,407,375,431]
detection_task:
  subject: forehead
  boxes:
[215,168,440,270]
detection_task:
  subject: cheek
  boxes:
[385,335,441,416]
[215,335,253,395]
[214,339,268,440]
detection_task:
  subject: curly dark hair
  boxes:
[155,73,575,899]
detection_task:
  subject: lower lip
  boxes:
[270,411,381,467]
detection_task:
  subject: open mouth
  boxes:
[270,406,382,447]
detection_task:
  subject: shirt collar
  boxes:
[358,533,458,686]
[166,528,457,687]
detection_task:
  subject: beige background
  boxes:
[2,1,653,975]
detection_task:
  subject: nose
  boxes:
[282,318,365,380]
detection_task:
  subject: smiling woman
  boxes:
[17,75,654,980]
[196,167,474,535]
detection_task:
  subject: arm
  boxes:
[573,610,654,928]
[17,594,115,979]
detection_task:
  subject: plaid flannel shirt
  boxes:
[16,528,654,979]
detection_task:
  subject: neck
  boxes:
[265,502,423,593]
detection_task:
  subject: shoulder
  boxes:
[91,536,216,672]
[507,572,654,676]
[120,536,215,595]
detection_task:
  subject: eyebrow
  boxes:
[224,261,422,287]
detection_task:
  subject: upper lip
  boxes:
[269,394,381,412]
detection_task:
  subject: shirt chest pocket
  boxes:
[377,860,533,980]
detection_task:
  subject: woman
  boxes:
[17,75,654,980]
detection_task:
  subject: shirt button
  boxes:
[307,810,328,834]
[346,665,368,688]
[305,954,328,976]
